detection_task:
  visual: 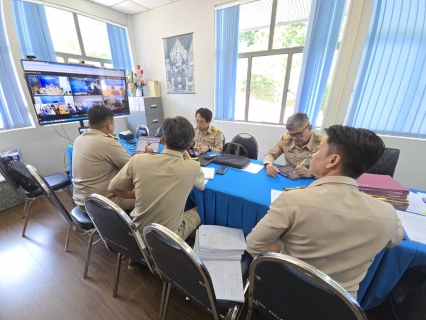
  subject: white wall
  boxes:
[131,0,426,190]
[0,0,130,177]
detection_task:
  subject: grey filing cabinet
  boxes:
[127,97,164,136]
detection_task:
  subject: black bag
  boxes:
[212,154,250,169]
[222,142,248,157]
[7,161,39,192]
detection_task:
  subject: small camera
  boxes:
[26,55,36,60]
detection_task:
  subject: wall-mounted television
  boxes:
[21,60,129,126]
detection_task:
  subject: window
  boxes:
[234,0,310,124]
[346,0,426,138]
[45,7,112,67]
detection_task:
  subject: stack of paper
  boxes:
[201,167,215,180]
[357,173,409,210]
[194,225,246,302]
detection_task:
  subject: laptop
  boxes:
[136,137,161,153]
[78,126,89,135]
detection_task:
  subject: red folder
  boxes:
[356,173,409,193]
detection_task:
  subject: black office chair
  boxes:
[0,158,72,234]
[19,164,97,278]
[231,133,259,160]
[154,125,163,137]
[366,147,400,177]
[143,223,251,320]
[84,194,155,297]
[246,253,367,320]
[135,124,149,138]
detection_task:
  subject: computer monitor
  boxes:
[21,59,129,126]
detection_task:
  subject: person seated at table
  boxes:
[247,125,404,299]
[264,113,324,178]
[108,116,205,240]
[192,108,224,154]
[72,105,135,212]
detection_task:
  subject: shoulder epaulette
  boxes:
[315,134,325,142]
[194,126,197,130]
[282,134,291,140]
[211,126,219,132]
[107,133,117,140]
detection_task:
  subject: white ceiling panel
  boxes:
[111,1,148,14]
[91,0,124,7]
[132,0,173,9]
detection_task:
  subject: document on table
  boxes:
[396,210,426,245]
[271,189,282,204]
[198,225,246,250]
[203,260,245,302]
[201,167,215,180]
[407,192,426,214]
[239,163,263,174]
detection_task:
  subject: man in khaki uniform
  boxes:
[264,113,324,178]
[108,116,205,240]
[72,106,135,211]
[193,108,224,153]
[247,125,404,299]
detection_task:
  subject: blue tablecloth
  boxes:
[190,159,426,310]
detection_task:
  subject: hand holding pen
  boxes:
[294,159,312,177]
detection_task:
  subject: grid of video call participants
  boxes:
[27,74,129,124]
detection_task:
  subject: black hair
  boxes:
[88,105,114,127]
[325,125,385,179]
[162,116,195,151]
[195,108,212,123]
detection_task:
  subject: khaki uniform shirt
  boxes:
[72,129,130,206]
[110,149,205,233]
[246,176,404,298]
[263,132,324,168]
[193,125,224,153]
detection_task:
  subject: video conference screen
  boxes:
[21,60,129,126]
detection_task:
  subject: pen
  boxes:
[294,159,307,173]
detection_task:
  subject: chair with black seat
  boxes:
[0,158,72,235]
[231,133,259,160]
[136,124,149,138]
[366,147,400,177]
[20,164,97,278]
[143,223,251,320]
[84,194,155,297]
[246,253,367,320]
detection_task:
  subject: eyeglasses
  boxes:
[287,124,310,138]
[194,119,207,125]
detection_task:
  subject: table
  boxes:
[190,159,426,310]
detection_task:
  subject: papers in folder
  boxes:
[194,225,246,302]
[356,173,409,210]
[136,137,160,153]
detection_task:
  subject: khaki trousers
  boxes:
[176,206,201,240]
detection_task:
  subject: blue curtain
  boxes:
[346,0,426,138]
[12,0,56,61]
[0,12,33,129]
[214,5,240,121]
[294,0,347,128]
[107,24,132,71]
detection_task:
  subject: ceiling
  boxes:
[86,0,180,15]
